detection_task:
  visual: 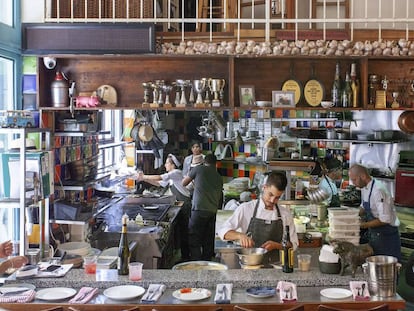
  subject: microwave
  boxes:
[395,167,414,207]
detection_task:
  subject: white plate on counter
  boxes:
[36,287,77,301]
[172,288,211,301]
[320,288,352,299]
[1,283,36,292]
[104,285,145,301]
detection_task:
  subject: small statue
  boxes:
[381,75,389,90]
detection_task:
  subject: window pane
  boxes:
[0,0,13,26]
[0,56,14,110]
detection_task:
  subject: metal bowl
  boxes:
[236,248,267,266]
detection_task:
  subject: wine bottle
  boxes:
[281,225,294,273]
[118,214,130,275]
[350,63,360,108]
[331,62,342,107]
[341,72,352,108]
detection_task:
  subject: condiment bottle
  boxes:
[350,63,360,108]
[331,62,342,107]
[281,225,294,273]
[118,214,130,275]
[368,74,380,107]
[341,72,352,108]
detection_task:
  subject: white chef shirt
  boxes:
[361,178,399,227]
[217,198,299,250]
[160,169,191,198]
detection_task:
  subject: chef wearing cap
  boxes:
[319,158,343,207]
[182,141,205,177]
[137,154,191,261]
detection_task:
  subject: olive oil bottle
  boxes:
[281,225,294,273]
[118,214,130,275]
[350,62,360,108]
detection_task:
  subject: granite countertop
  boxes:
[6,266,366,290]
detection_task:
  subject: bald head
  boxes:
[349,164,371,188]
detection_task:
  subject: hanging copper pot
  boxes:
[398,111,414,134]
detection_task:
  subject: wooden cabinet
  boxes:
[36,54,414,112]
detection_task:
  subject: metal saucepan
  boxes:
[236,247,268,266]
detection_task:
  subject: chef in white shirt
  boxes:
[217,171,298,264]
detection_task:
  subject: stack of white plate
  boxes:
[328,208,360,245]
[58,242,91,256]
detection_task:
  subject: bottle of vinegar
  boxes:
[281,225,294,273]
[118,214,130,275]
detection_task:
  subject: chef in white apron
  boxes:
[217,171,298,265]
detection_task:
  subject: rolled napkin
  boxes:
[214,283,233,304]
[0,289,36,303]
[69,287,99,304]
[141,284,166,303]
[276,281,297,302]
[349,281,370,301]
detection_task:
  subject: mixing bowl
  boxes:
[236,248,267,266]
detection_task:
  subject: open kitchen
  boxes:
[1,0,414,310]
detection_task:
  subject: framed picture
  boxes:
[272,91,295,107]
[239,85,255,106]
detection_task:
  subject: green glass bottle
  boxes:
[281,225,294,273]
[118,214,130,275]
[331,62,342,107]
[341,72,352,108]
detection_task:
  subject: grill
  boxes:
[90,194,180,269]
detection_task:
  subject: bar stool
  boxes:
[317,304,389,311]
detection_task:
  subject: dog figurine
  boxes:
[330,240,374,277]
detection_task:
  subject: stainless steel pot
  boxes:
[373,130,384,140]
[236,248,267,266]
[337,131,349,140]
[326,129,337,139]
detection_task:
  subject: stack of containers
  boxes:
[328,208,360,245]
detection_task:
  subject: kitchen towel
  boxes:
[0,289,36,303]
[214,283,233,304]
[69,287,99,304]
[276,281,297,302]
[349,281,370,301]
[141,284,166,303]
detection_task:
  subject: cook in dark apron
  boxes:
[325,176,341,208]
[170,184,191,261]
[246,199,283,265]
[362,180,401,261]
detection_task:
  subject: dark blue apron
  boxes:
[246,199,283,265]
[325,176,341,208]
[363,180,401,261]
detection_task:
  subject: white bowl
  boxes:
[255,101,272,107]
[321,101,334,109]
